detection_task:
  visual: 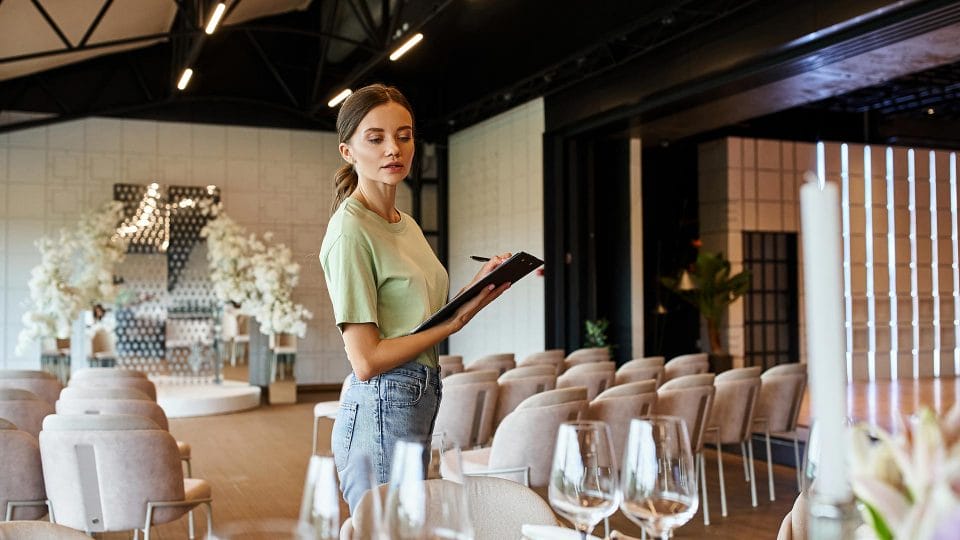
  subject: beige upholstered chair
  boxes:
[0,418,48,521]
[59,386,151,401]
[562,347,609,372]
[465,354,516,376]
[439,355,465,379]
[753,363,807,499]
[343,477,558,540]
[71,368,147,380]
[586,381,657,461]
[556,362,615,401]
[434,370,499,449]
[705,366,762,517]
[517,349,564,375]
[311,374,351,455]
[449,388,587,487]
[40,414,212,540]
[663,353,710,382]
[0,521,90,539]
[55,397,193,476]
[0,370,63,406]
[494,365,557,426]
[614,357,666,387]
[654,373,716,524]
[69,376,157,401]
[0,388,54,439]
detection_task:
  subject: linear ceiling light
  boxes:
[328,88,352,108]
[389,33,423,61]
[205,3,227,34]
[177,68,193,90]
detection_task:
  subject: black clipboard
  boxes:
[410,251,544,334]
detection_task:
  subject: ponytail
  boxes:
[332,163,358,212]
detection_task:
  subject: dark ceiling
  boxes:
[1,0,959,146]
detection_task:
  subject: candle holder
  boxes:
[807,489,861,539]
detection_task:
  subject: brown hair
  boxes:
[331,84,415,212]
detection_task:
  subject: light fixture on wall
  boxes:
[205,2,227,34]
[389,33,423,61]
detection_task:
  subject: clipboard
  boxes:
[410,251,544,334]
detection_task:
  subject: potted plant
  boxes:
[660,250,751,372]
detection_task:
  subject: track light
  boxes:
[177,68,193,90]
[389,33,423,61]
[205,3,227,34]
[327,88,352,108]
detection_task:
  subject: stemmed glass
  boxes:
[619,416,699,540]
[296,454,340,540]
[548,420,620,540]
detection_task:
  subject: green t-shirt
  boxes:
[319,197,449,368]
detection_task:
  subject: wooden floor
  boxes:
[94,389,799,539]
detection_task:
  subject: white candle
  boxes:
[799,172,851,501]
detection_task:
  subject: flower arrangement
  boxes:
[201,208,313,337]
[16,201,128,354]
[849,406,960,540]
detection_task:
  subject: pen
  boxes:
[470,255,490,262]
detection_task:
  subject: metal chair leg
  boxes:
[766,431,775,501]
[747,439,758,507]
[189,509,195,539]
[716,435,727,517]
[740,442,750,481]
[312,415,319,455]
[700,452,710,526]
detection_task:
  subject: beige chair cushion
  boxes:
[69,378,157,401]
[0,521,90,539]
[586,392,657,461]
[614,366,664,387]
[438,355,464,365]
[707,375,761,444]
[42,413,160,431]
[0,418,16,429]
[655,384,715,452]
[518,350,564,366]
[0,372,63,406]
[663,353,709,382]
[0,388,42,401]
[755,372,806,433]
[72,368,147,379]
[466,354,516,375]
[0,390,54,438]
[0,369,57,380]
[434,379,499,448]
[764,363,805,377]
[60,386,152,401]
[494,374,557,426]
[564,348,609,362]
[557,363,615,401]
[516,387,587,410]
[56,399,170,430]
[562,362,615,375]
[716,366,762,381]
[619,356,665,370]
[443,370,499,385]
[0,427,46,520]
[597,380,656,399]
[499,365,556,381]
[659,373,715,390]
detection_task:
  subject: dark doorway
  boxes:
[742,232,800,369]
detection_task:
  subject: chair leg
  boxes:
[230,340,237,367]
[716,435,727,517]
[793,434,802,492]
[189,509,195,539]
[747,439,758,508]
[134,529,140,540]
[183,457,192,478]
[766,431,775,501]
[699,452,710,526]
[740,442,750,481]
[312,415,319,455]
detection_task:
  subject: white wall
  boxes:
[447,99,546,365]
[0,117,356,384]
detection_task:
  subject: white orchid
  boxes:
[850,408,960,540]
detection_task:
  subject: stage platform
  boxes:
[154,376,261,418]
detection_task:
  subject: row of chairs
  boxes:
[0,368,211,539]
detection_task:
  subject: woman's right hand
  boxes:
[444,281,511,335]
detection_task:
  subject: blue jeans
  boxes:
[333,361,442,512]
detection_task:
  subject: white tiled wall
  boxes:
[447,99,546,366]
[700,137,958,381]
[0,117,357,384]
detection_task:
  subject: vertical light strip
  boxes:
[864,147,877,381]
[950,152,960,376]
[929,152,941,378]
[841,144,854,381]
[886,148,899,381]
[908,150,920,378]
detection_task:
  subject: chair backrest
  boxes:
[443,370,498,386]
[0,421,46,520]
[586,389,658,461]
[498,365,556,380]
[349,477,557,540]
[556,362,615,401]
[658,373,715,390]
[60,386,152,401]
[68,377,157,401]
[39,414,184,533]
[654,383,715,452]
[595,380,657,399]
[562,348,609,371]
[756,370,807,433]
[466,354,516,376]
[764,363,805,377]
[0,371,63,406]
[494,372,557,426]
[488,400,587,487]
[433,376,499,448]
[56,398,170,430]
[438,355,464,366]
[708,371,762,444]
[517,350,564,375]
[663,353,709,382]
[716,366,762,381]
[438,355,465,379]
[619,356,665,370]
[515,387,587,410]
[90,329,113,356]
[0,521,92,539]
[71,368,147,380]
[0,388,54,438]
[614,365,664,387]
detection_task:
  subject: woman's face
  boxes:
[340,101,415,188]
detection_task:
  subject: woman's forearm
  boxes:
[343,323,451,380]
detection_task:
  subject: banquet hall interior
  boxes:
[1,0,959,538]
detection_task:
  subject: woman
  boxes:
[319,84,510,511]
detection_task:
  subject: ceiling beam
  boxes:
[79,0,115,47]
[31,0,72,48]
[345,0,382,47]
[244,30,299,107]
[309,0,341,107]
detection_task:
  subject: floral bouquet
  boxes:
[849,405,960,540]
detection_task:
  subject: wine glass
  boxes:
[620,416,698,540]
[548,420,620,540]
[385,439,429,539]
[296,454,340,540]
[432,443,474,540]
